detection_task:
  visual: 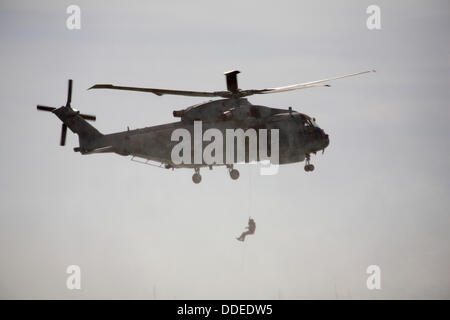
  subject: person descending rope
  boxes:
[236,218,256,242]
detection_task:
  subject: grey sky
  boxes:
[0,0,449,299]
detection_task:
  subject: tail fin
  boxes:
[37,79,105,152]
[53,106,103,150]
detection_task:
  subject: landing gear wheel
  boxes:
[230,169,240,180]
[192,173,202,184]
[192,168,201,184]
[304,153,315,172]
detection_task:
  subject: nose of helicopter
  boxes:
[323,133,330,150]
[316,127,330,150]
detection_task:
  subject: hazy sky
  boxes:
[0,0,449,299]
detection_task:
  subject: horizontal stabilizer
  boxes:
[75,146,115,154]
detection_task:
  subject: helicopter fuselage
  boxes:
[84,98,329,168]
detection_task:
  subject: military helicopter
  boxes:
[36,70,374,183]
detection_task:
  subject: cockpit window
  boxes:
[301,116,318,128]
[304,119,316,127]
[297,113,319,128]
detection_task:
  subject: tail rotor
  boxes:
[66,79,72,107]
[60,124,68,146]
[36,79,96,146]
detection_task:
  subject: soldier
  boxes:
[236,218,256,242]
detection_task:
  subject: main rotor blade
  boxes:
[89,70,375,99]
[37,105,56,112]
[88,84,229,98]
[60,123,67,146]
[248,70,376,95]
[66,79,73,106]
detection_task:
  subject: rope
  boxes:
[248,165,252,217]
[241,237,247,269]
[241,166,253,270]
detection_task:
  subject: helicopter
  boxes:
[36,69,375,183]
